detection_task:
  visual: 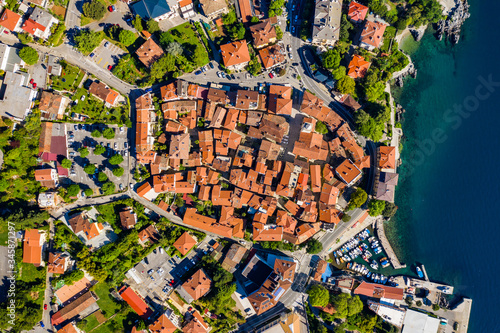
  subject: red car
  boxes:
[108,5,115,12]
[44,304,47,310]
[32,82,37,88]
[29,78,34,84]
[107,65,113,70]
[268,72,274,78]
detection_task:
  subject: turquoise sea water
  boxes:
[386,1,500,332]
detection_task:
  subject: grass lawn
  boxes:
[93,282,122,318]
[169,22,210,66]
[70,87,129,125]
[0,221,8,246]
[51,63,84,92]
[79,312,101,331]
[20,262,46,283]
[112,55,145,85]
[92,308,140,333]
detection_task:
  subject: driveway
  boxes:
[84,1,136,32]
[29,56,49,89]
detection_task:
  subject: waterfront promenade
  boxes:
[375,219,407,269]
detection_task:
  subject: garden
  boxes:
[50,61,85,92]
[70,87,130,125]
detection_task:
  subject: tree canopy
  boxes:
[74,29,103,55]
[67,184,80,197]
[146,19,160,33]
[331,293,364,318]
[112,167,124,177]
[82,0,105,20]
[307,284,329,307]
[383,202,398,218]
[102,181,115,195]
[98,172,108,182]
[165,41,183,56]
[133,15,143,32]
[84,164,96,174]
[347,188,368,210]
[306,238,323,254]
[119,30,136,46]
[61,158,72,169]
[78,147,89,158]
[102,127,115,139]
[355,109,385,142]
[336,76,356,95]
[94,145,106,155]
[315,121,328,134]
[109,154,124,165]
[19,47,39,65]
[321,49,341,69]
[91,129,102,138]
[368,199,386,216]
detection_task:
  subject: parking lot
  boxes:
[124,238,215,303]
[90,40,127,70]
[65,123,129,193]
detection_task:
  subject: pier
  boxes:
[375,219,406,270]
[421,264,430,281]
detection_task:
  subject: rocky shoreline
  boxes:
[436,0,470,44]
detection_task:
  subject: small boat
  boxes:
[336,258,340,265]
[416,266,424,279]
[380,257,390,268]
[367,272,372,278]
[370,260,379,270]
[374,247,382,254]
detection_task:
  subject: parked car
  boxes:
[194,70,202,75]
[89,52,95,58]
[120,127,124,133]
[119,183,124,190]
[107,65,113,70]
[209,62,214,69]
[289,53,293,59]
[114,142,118,149]
[104,41,109,47]
[124,142,128,148]
[268,72,274,78]
[108,5,115,11]
[230,74,235,79]
[44,304,47,310]
[145,87,153,93]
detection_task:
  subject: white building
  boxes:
[0,71,37,121]
[311,0,342,47]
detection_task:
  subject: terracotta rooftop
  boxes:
[148,313,177,333]
[360,20,387,48]
[379,146,396,169]
[259,44,285,69]
[249,20,277,48]
[220,40,251,67]
[348,54,371,79]
[348,1,369,23]
[23,229,42,266]
[119,286,154,319]
[180,269,212,301]
[173,231,197,256]
[0,8,21,31]
[354,281,404,300]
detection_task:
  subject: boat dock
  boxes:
[421,264,430,281]
[375,219,406,270]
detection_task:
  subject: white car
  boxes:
[289,53,293,59]
[114,142,118,149]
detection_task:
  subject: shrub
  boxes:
[19,47,39,65]
[119,30,136,46]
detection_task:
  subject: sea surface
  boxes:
[385,1,500,332]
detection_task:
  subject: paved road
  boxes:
[65,0,80,30]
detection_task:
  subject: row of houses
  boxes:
[0,7,58,40]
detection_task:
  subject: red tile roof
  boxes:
[173,232,197,256]
[354,281,404,300]
[220,40,251,67]
[149,313,177,333]
[379,146,396,169]
[348,1,369,23]
[23,229,42,266]
[180,269,212,301]
[360,20,387,49]
[0,9,21,31]
[119,286,154,319]
[347,54,371,79]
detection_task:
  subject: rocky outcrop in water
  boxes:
[395,104,406,122]
[410,29,424,42]
[436,0,470,44]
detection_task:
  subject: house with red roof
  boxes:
[23,229,46,266]
[358,19,387,51]
[347,54,371,79]
[119,286,154,319]
[348,1,369,23]
[220,40,251,70]
[89,81,120,107]
[0,9,22,33]
[173,231,197,256]
[378,146,397,171]
[176,269,212,303]
[354,281,404,301]
[21,7,58,40]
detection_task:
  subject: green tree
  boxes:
[102,181,115,195]
[247,57,261,76]
[119,30,136,46]
[67,184,80,197]
[342,214,351,222]
[18,32,33,44]
[347,188,367,210]
[133,15,144,32]
[416,300,423,307]
[321,49,341,69]
[275,25,283,40]
[336,76,356,94]
[382,202,398,218]
[112,167,124,177]
[251,16,260,23]
[365,81,386,102]
[109,154,124,165]
[61,158,72,169]
[97,172,108,182]
[332,65,346,80]
[19,47,39,65]
[84,164,96,174]
[339,14,353,42]
[368,199,386,216]
[146,19,160,33]
[82,0,105,20]
[165,41,183,56]
[315,121,328,134]
[91,129,102,138]
[432,303,440,311]
[222,10,237,25]
[306,238,323,254]
[78,147,89,158]
[102,127,115,139]
[74,29,103,55]
[355,109,384,142]
[307,285,329,307]
[84,188,94,197]
[94,145,106,155]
